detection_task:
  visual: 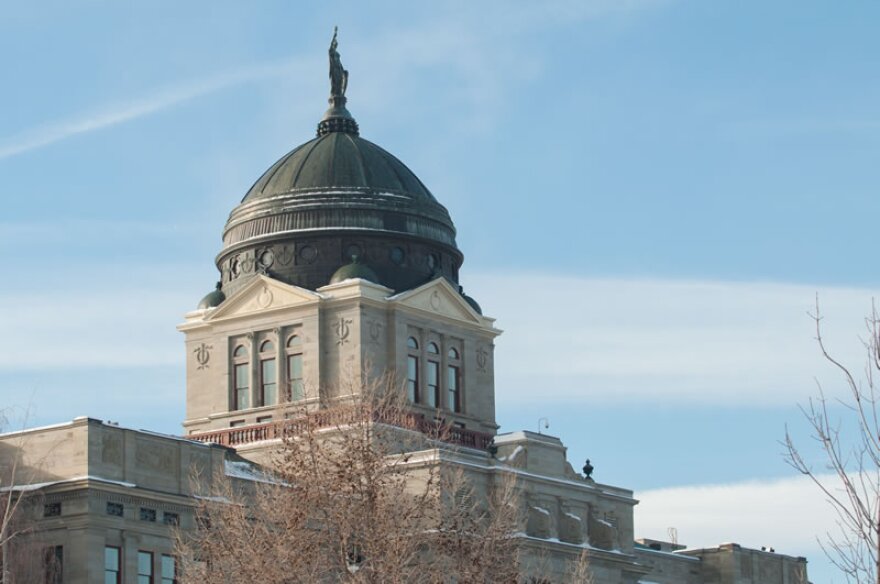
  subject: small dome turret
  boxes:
[197,282,226,310]
[329,256,380,285]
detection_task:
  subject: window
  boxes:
[43,545,62,584]
[43,502,61,517]
[233,361,251,410]
[104,547,121,584]
[106,502,124,517]
[427,342,439,355]
[260,358,276,406]
[427,360,439,408]
[447,365,461,412]
[258,340,277,407]
[286,335,304,401]
[162,512,179,526]
[407,337,420,403]
[138,551,154,584]
[140,507,156,522]
[257,415,273,423]
[161,555,177,584]
[447,346,462,413]
[407,355,419,403]
[230,420,246,428]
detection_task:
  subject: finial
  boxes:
[318,27,359,137]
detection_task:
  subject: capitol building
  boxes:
[1,35,808,584]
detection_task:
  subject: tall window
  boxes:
[161,555,176,584]
[406,337,419,403]
[447,347,461,413]
[286,334,304,401]
[233,345,249,410]
[259,340,276,406]
[104,546,121,584]
[426,342,440,408]
[138,551,154,584]
[44,545,62,584]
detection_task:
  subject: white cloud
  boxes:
[468,273,880,406]
[0,57,312,160]
[636,474,832,557]
[0,289,188,369]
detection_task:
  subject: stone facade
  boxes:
[0,417,257,583]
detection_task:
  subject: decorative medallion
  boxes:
[230,256,241,278]
[257,286,274,308]
[299,245,318,264]
[276,245,295,266]
[389,246,405,265]
[258,248,275,269]
[476,346,488,372]
[334,317,353,346]
[194,343,213,370]
[241,255,255,273]
[368,320,383,343]
[430,290,442,311]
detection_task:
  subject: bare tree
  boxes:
[784,301,880,584]
[176,374,526,583]
[0,412,51,584]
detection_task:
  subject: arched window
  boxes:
[286,334,304,401]
[406,337,420,403]
[447,345,462,413]
[259,339,277,407]
[232,345,249,410]
[426,342,440,408]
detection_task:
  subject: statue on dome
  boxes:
[329,27,348,98]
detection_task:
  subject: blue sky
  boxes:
[2,1,879,581]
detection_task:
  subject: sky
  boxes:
[1,1,879,581]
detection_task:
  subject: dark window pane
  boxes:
[234,363,250,409]
[139,508,156,522]
[427,361,439,407]
[261,358,276,405]
[407,337,418,350]
[43,502,61,517]
[106,502,124,517]
[407,356,419,402]
[163,512,179,526]
[448,365,460,412]
[287,354,304,401]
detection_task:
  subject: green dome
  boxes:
[329,257,380,285]
[197,283,226,309]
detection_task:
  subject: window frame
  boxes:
[138,550,154,584]
[104,546,121,584]
[160,554,177,584]
[232,344,250,411]
[286,334,304,402]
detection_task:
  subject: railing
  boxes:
[187,406,494,451]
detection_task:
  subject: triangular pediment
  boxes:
[206,276,322,321]
[389,278,483,325]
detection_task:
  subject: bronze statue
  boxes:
[329,27,348,98]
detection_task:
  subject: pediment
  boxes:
[390,278,483,325]
[206,276,322,321]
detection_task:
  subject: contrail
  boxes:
[0,57,308,160]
